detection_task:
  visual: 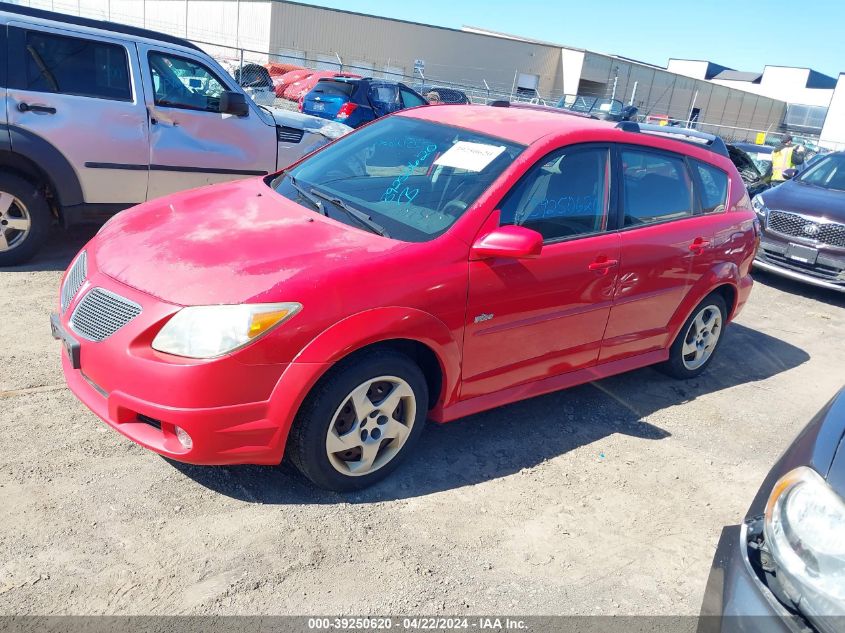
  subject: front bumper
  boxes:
[754,233,845,293]
[698,523,807,633]
[52,270,330,466]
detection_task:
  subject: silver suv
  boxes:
[0,2,350,265]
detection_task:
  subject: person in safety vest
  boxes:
[771,135,805,182]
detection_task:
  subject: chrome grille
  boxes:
[60,251,87,312]
[70,288,142,342]
[768,210,845,248]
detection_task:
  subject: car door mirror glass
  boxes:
[220,91,249,116]
[471,224,543,260]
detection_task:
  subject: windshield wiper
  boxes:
[309,188,390,237]
[284,172,327,215]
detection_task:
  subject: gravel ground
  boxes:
[1,227,843,616]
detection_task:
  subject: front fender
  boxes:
[294,306,461,404]
[668,262,741,345]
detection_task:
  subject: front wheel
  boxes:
[660,293,727,379]
[288,350,429,491]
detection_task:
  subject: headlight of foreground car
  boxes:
[151,303,302,359]
[764,466,845,631]
[751,194,767,220]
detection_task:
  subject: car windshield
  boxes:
[270,116,524,241]
[796,153,845,191]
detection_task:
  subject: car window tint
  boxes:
[621,149,693,226]
[400,89,427,108]
[148,52,227,112]
[368,84,401,112]
[24,30,130,100]
[499,148,609,241]
[693,160,728,213]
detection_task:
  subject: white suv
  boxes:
[0,2,350,265]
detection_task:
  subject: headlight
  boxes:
[751,194,767,219]
[151,302,302,359]
[764,466,845,630]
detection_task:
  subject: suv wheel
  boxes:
[0,174,51,266]
[660,293,727,379]
[288,350,428,491]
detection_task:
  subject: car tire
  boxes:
[659,292,728,380]
[288,350,429,491]
[0,173,52,267]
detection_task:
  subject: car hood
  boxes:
[761,179,845,221]
[268,107,352,140]
[746,388,845,519]
[94,178,404,306]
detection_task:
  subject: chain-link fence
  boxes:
[8,0,822,148]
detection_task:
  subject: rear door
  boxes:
[5,23,148,205]
[138,45,276,199]
[599,146,713,363]
[367,82,402,118]
[462,145,621,398]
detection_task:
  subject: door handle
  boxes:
[689,238,711,254]
[18,102,57,114]
[588,258,619,273]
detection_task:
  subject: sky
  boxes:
[304,0,844,78]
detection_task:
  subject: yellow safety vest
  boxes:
[771,146,795,181]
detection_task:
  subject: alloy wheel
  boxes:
[0,191,32,252]
[681,304,723,370]
[325,375,417,476]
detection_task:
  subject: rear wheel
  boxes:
[288,350,428,491]
[0,173,52,266]
[660,293,727,379]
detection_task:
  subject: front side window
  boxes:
[24,30,131,100]
[621,149,694,226]
[693,160,729,213]
[148,52,227,112]
[271,116,524,242]
[499,147,610,242]
[400,88,427,108]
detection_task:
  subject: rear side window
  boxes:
[621,149,693,226]
[368,83,401,112]
[693,160,729,213]
[499,147,610,242]
[23,30,131,101]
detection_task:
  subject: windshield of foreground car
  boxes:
[270,116,524,242]
[796,153,845,191]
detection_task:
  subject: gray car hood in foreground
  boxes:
[268,107,352,140]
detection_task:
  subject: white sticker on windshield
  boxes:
[434,141,506,172]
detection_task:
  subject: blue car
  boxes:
[301,78,428,128]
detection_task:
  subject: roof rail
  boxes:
[0,1,201,52]
[615,121,729,157]
[488,100,595,119]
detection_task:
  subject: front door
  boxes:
[138,45,276,199]
[462,145,621,399]
[6,23,149,205]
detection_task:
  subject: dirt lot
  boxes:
[1,227,843,616]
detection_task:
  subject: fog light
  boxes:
[174,426,193,450]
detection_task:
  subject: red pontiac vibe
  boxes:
[52,104,758,491]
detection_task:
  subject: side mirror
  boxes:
[471,225,543,260]
[782,168,798,180]
[220,91,249,117]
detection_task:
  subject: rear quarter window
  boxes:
[693,160,729,213]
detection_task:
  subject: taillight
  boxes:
[336,102,357,120]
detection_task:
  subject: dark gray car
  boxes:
[699,388,845,633]
[752,152,845,293]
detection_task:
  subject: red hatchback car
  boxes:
[52,105,757,491]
